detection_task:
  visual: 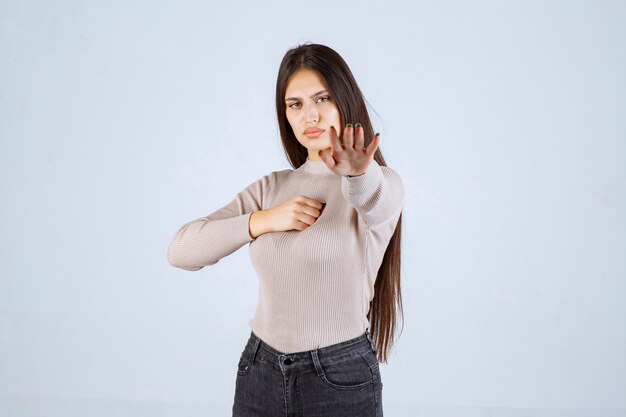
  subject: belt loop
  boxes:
[249,332,261,364]
[310,349,325,377]
[365,329,373,346]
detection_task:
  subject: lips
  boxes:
[304,127,324,138]
[305,130,323,138]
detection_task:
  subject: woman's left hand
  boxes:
[319,123,380,177]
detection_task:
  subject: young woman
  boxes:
[168,43,404,417]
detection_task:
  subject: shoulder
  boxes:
[270,167,294,177]
[243,167,293,189]
[261,167,293,183]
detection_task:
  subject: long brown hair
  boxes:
[274,42,404,363]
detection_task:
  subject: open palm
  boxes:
[319,124,380,177]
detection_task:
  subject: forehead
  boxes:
[285,69,328,93]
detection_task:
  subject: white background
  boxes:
[1,1,625,416]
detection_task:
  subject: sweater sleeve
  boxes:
[340,159,405,228]
[167,174,269,271]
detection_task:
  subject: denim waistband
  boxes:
[241,330,377,373]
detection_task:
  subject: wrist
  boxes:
[249,211,263,239]
[250,209,272,238]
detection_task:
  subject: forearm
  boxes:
[167,213,254,270]
[341,159,404,227]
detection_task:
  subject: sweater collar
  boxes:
[298,157,336,176]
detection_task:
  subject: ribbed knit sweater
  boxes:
[167,157,404,354]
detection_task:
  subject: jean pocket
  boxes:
[319,352,377,391]
[236,350,252,376]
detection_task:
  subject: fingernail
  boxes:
[375,132,380,136]
[355,122,361,128]
[346,123,352,128]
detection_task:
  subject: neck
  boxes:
[299,157,334,175]
[307,147,331,161]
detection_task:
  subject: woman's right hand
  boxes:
[248,196,325,238]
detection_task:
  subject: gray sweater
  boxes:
[168,157,405,354]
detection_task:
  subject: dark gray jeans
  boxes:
[232,330,384,417]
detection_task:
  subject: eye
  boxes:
[287,96,330,109]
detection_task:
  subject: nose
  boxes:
[305,105,319,124]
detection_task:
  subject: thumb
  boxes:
[319,148,335,167]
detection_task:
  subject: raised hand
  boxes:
[318,123,380,177]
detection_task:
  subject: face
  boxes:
[285,68,343,160]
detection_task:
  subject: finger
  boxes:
[297,213,317,226]
[319,146,337,168]
[303,196,325,210]
[343,123,354,149]
[354,123,365,150]
[365,133,380,157]
[301,203,323,218]
[328,125,343,155]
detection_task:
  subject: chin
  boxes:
[307,139,329,147]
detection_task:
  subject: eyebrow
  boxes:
[285,90,329,102]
